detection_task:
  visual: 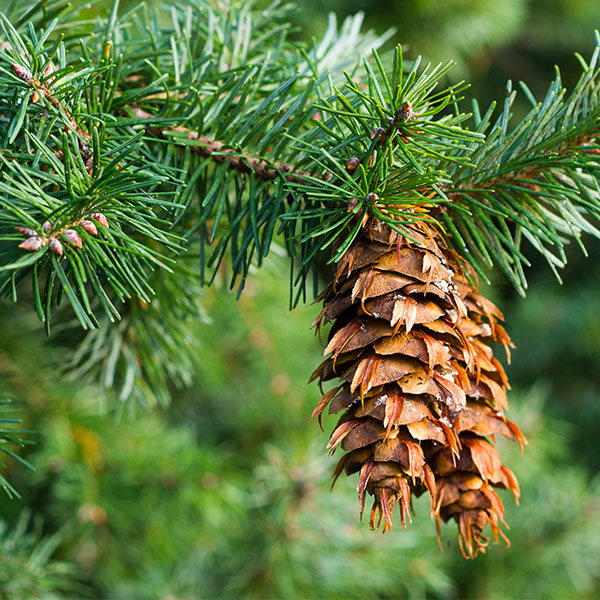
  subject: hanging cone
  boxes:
[311,213,526,558]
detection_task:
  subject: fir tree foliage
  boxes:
[0,511,80,599]
[63,259,210,410]
[0,0,599,337]
[0,0,391,328]
[448,42,600,293]
[0,400,31,499]
[0,0,392,407]
[0,0,184,333]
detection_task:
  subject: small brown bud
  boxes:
[365,192,379,203]
[44,61,56,88]
[42,220,52,232]
[19,236,44,251]
[12,63,34,83]
[44,62,57,83]
[49,237,63,256]
[396,102,414,123]
[522,183,540,192]
[31,89,43,103]
[15,226,37,237]
[347,198,360,212]
[369,127,386,143]
[63,229,83,248]
[80,220,98,236]
[346,157,361,173]
[91,213,109,228]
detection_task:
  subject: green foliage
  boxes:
[0,511,80,599]
[2,0,599,338]
[0,4,185,331]
[32,411,244,596]
[448,43,600,293]
[0,401,32,499]
[62,258,209,409]
[0,0,396,405]
[0,0,393,334]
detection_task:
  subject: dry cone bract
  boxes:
[311,214,526,558]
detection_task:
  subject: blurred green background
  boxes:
[1,0,600,598]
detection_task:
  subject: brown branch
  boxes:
[11,62,313,187]
[9,61,407,191]
[130,107,310,184]
[128,101,417,191]
[12,62,91,153]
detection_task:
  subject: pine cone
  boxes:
[311,214,526,558]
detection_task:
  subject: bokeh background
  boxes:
[1,0,600,598]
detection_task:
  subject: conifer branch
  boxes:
[0,511,80,596]
[130,107,310,184]
[0,0,397,406]
[10,61,90,150]
[2,0,600,405]
[443,40,600,292]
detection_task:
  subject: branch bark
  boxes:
[130,107,310,184]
